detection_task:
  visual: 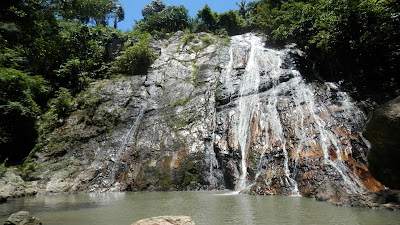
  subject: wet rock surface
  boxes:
[213,34,384,198]
[132,216,195,225]
[364,96,400,189]
[26,32,385,205]
[4,211,42,225]
[28,32,226,193]
[344,189,400,210]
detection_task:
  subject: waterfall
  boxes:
[107,102,148,189]
[222,33,367,195]
[234,35,261,191]
[121,102,148,151]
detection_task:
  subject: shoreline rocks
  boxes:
[4,211,42,225]
[0,170,37,199]
[343,189,400,210]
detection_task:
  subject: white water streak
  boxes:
[234,35,261,191]
[226,33,366,195]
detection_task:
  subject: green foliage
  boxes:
[76,86,102,122]
[195,5,247,35]
[176,156,202,187]
[156,170,174,189]
[0,68,47,164]
[37,88,74,137]
[255,0,400,98]
[201,36,212,45]
[142,0,166,18]
[55,0,125,28]
[196,5,219,31]
[136,3,191,35]
[109,32,156,75]
[52,24,124,93]
[0,158,7,177]
[19,157,37,179]
[170,95,193,107]
[0,0,130,165]
[218,10,244,35]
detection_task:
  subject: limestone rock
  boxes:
[4,211,42,225]
[0,170,36,198]
[132,216,195,225]
[26,32,383,206]
[364,96,400,189]
[29,32,226,193]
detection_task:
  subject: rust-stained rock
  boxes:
[24,32,384,207]
[214,34,383,200]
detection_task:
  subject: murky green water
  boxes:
[1,191,399,225]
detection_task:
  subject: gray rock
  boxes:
[4,211,42,225]
[364,96,400,189]
[27,32,384,206]
[345,189,400,210]
[0,170,36,198]
[132,216,195,225]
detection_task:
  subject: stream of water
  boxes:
[222,33,372,195]
[1,191,399,225]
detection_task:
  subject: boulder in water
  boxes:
[132,216,195,225]
[346,189,400,210]
[4,211,42,225]
[364,96,400,189]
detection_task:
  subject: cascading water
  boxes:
[106,102,148,189]
[31,31,384,197]
[234,36,261,192]
[218,33,374,195]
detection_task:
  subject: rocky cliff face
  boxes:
[364,96,400,189]
[26,32,384,204]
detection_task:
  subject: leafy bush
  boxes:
[135,3,191,34]
[109,32,156,75]
[37,88,74,137]
[175,156,202,188]
[19,157,36,179]
[0,158,7,177]
[51,24,124,93]
[0,68,47,164]
[255,0,400,99]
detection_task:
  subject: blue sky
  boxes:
[118,0,241,31]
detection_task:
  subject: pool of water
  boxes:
[1,191,399,225]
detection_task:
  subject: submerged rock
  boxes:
[132,216,195,225]
[364,96,400,189]
[4,211,42,225]
[345,189,400,210]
